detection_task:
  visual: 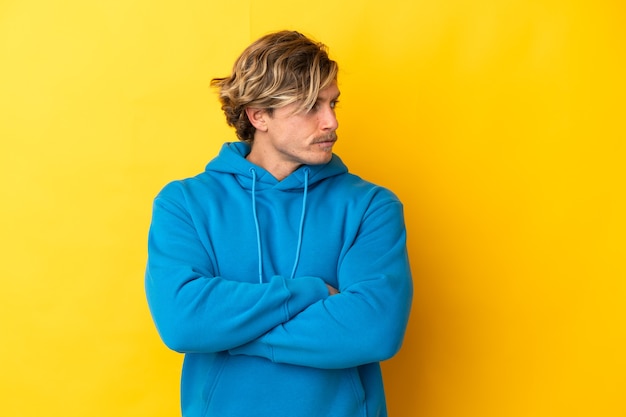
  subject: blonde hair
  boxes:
[211,31,338,142]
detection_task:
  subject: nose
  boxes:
[320,106,339,131]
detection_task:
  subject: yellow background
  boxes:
[1,1,624,416]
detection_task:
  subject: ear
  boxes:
[245,107,269,132]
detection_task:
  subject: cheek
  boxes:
[275,117,318,143]
[297,120,320,138]
[284,123,313,141]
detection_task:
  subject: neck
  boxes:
[246,146,299,181]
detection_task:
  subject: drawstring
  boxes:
[249,167,309,283]
[249,168,263,284]
[290,168,309,279]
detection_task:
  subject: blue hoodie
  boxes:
[145,142,412,417]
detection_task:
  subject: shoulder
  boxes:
[330,172,402,204]
[154,171,219,202]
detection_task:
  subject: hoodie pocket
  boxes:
[200,355,367,417]
[201,354,229,414]
[347,367,367,410]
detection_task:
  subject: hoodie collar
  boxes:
[206,141,348,191]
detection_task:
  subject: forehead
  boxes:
[318,81,340,99]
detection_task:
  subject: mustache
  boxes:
[313,132,338,143]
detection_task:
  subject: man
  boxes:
[145,30,412,417]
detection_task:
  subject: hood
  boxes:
[206,142,348,191]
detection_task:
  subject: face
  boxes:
[247,82,340,180]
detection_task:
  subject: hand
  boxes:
[326,284,339,296]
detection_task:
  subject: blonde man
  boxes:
[146,30,412,417]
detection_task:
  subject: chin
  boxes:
[310,152,333,166]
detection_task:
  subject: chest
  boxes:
[191,186,364,284]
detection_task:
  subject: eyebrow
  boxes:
[319,91,341,102]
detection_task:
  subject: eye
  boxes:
[308,99,339,114]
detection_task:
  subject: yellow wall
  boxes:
[1,1,624,416]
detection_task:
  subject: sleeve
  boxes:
[228,192,413,369]
[144,184,329,354]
